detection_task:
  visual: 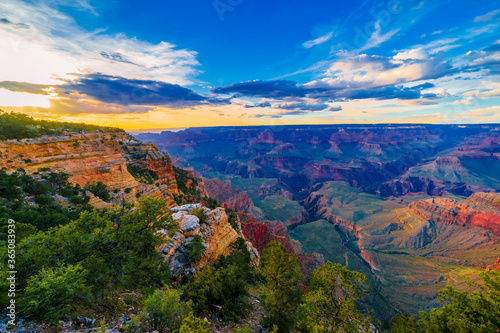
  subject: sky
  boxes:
[0,0,499,130]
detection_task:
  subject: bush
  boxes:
[183,264,250,321]
[131,288,191,333]
[192,208,207,224]
[178,313,210,333]
[84,181,111,202]
[34,194,52,206]
[20,264,90,323]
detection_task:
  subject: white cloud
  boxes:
[0,0,201,86]
[309,50,449,90]
[303,31,334,48]
[474,9,500,23]
[357,21,399,52]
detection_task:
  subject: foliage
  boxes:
[183,263,250,321]
[20,264,90,323]
[296,261,372,333]
[186,234,204,264]
[131,288,191,333]
[260,241,303,333]
[127,163,158,184]
[14,197,175,322]
[390,313,420,333]
[390,270,500,333]
[0,110,123,140]
[178,313,210,333]
[214,237,256,284]
[242,221,294,255]
[192,207,207,225]
[0,169,22,200]
[84,181,111,202]
[226,209,240,232]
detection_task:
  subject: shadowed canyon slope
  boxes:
[137,124,500,314]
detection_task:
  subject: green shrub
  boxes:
[84,181,111,202]
[183,264,249,321]
[131,288,191,333]
[178,313,210,333]
[34,194,52,206]
[20,264,90,323]
[192,208,207,224]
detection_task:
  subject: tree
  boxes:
[296,261,372,333]
[260,241,303,333]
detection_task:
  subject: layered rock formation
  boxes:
[0,133,136,190]
[159,204,259,282]
[409,194,500,236]
[0,132,179,208]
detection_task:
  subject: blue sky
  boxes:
[0,0,499,129]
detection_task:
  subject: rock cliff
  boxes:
[0,132,178,207]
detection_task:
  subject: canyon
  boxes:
[137,124,500,315]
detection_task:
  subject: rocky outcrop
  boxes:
[159,204,259,282]
[409,194,500,236]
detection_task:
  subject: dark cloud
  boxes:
[59,73,228,107]
[0,81,49,94]
[212,80,328,98]
[345,83,436,100]
[213,78,437,102]
[100,52,136,65]
[0,17,29,29]
[275,102,341,112]
[244,101,272,108]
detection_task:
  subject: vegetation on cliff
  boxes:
[0,111,123,140]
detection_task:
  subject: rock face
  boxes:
[0,132,178,208]
[122,142,178,195]
[409,194,500,236]
[159,204,259,282]
[203,178,255,213]
[0,133,137,190]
